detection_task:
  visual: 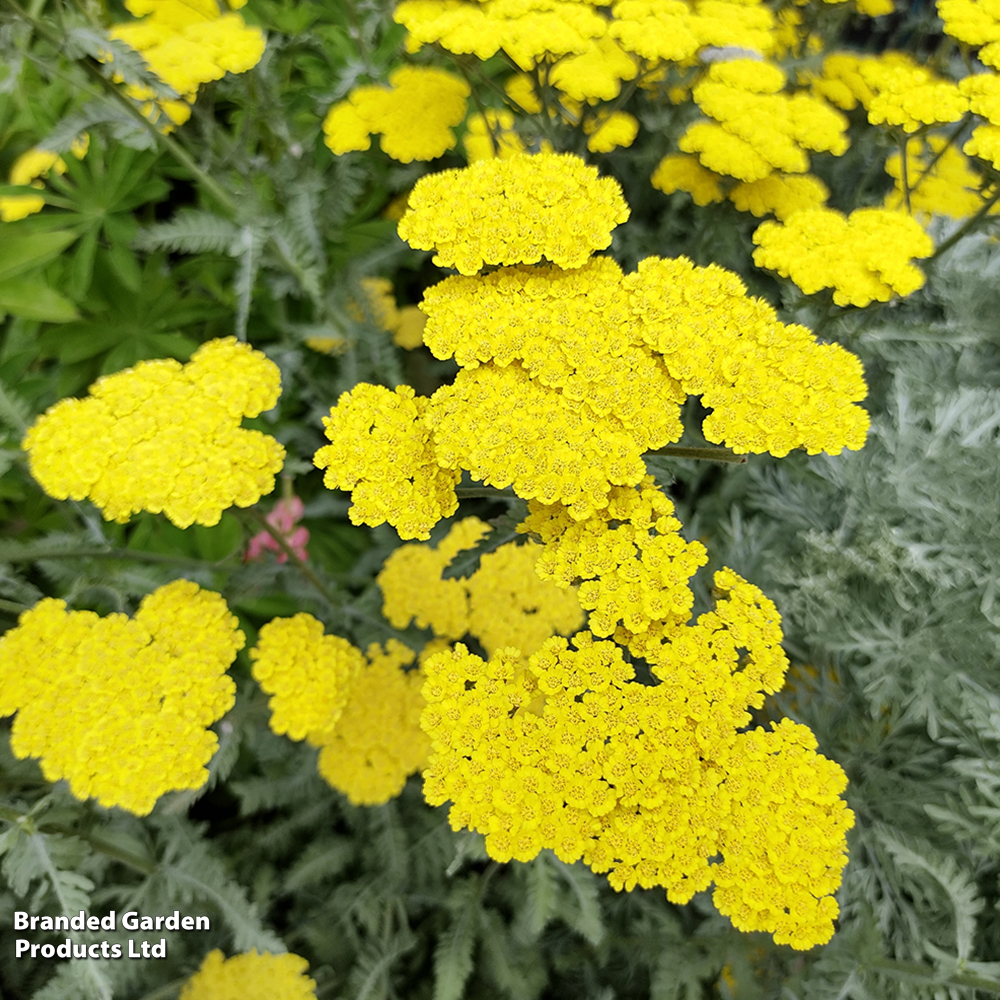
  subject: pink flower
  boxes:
[245,496,310,563]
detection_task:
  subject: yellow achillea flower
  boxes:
[467,540,584,654]
[867,66,968,132]
[464,108,527,161]
[378,516,583,654]
[549,35,639,102]
[108,0,265,132]
[959,73,1000,170]
[808,50,917,111]
[396,151,630,274]
[680,59,849,183]
[313,383,460,540]
[395,0,608,68]
[728,173,829,219]
[317,641,430,806]
[180,949,317,1000]
[378,517,492,639]
[250,614,362,743]
[322,66,470,162]
[939,0,1000,68]
[627,256,870,456]
[422,258,685,516]
[651,153,726,205]
[23,338,285,529]
[885,136,995,220]
[584,110,640,153]
[819,0,893,14]
[520,478,708,639]
[0,580,242,815]
[752,206,934,307]
[421,610,853,949]
[0,135,89,222]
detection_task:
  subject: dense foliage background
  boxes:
[1,0,999,997]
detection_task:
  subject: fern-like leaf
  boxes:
[132,209,238,255]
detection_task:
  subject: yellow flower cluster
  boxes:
[939,0,1000,69]
[651,154,726,205]
[180,949,316,1000]
[0,580,242,815]
[313,383,460,540]
[464,108,528,161]
[421,602,853,949]
[866,66,967,132]
[960,72,1000,171]
[519,477,708,639]
[250,614,362,742]
[679,59,849,183]
[379,517,491,639]
[625,257,870,457]
[323,66,469,162]
[884,136,996,220]
[809,50,917,111]
[378,516,583,654]
[397,152,630,274]
[420,258,685,513]
[250,617,430,805]
[395,0,776,91]
[652,155,830,219]
[317,640,430,805]
[583,109,640,152]
[729,172,830,220]
[24,338,285,529]
[752,207,934,307]
[0,135,88,222]
[108,0,265,132]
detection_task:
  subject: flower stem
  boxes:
[649,445,747,464]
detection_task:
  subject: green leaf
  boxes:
[0,276,80,322]
[66,226,99,301]
[435,878,480,1000]
[0,229,77,282]
[520,852,559,941]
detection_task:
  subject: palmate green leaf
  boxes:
[0,229,77,283]
[0,276,79,323]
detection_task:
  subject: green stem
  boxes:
[453,57,498,157]
[864,955,1000,993]
[455,487,518,499]
[7,0,238,214]
[899,136,911,215]
[928,184,1000,262]
[242,507,340,608]
[648,445,747,464]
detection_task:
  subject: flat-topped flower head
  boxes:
[23,337,285,528]
[0,580,243,815]
[397,151,630,274]
[250,613,363,743]
[180,949,317,1000]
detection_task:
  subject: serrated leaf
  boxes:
[441,523,525,581]
[555,860,605,946]
[521,852,559,941]
[435,879,481,1000]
